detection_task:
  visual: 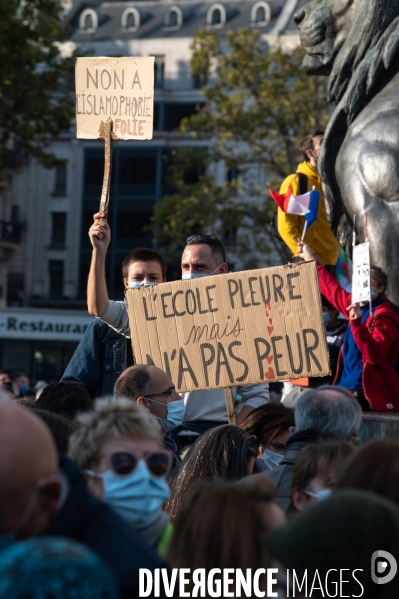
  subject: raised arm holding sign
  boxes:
[75,56,154,217]
[298,239,399,412]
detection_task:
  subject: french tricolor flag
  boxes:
[270,186,320,230]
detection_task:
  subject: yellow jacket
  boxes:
[277,161,340,265]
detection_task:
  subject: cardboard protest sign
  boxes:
[126,261,330,393]
[75,57,154,140]
[352,241,371,304]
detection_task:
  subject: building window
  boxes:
[118,154,157,195]
[226,167,238,183]
[79,9,98,33]
[164,7,183,29]
[207,4,226,28]
[121,8,140,31]
[53,164,67,196]
[154,56,165,89]
[164,103,204,131]
[251,2,271,26]
[49,260,64,299]
[50,213,66,247]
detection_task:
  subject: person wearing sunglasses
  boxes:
[87,215,269,431]
[68,398,173,556]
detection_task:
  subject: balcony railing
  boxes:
[0,221,22,245]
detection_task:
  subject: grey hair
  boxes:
[294,385,362,441]
[68,396,163,470]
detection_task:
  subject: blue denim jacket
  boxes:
[62,320,127,398]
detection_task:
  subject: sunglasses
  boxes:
[109,451,172,478]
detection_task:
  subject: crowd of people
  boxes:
[1,381,399,597]
[1,130,399,597]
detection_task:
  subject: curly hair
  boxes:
[68,397,163,470]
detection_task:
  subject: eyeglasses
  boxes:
[143,387,176,405]
[186,234,217,244]
[108,451,172,477]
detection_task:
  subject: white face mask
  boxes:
[260,447,284,469]
[128,281,157,289]
[182,264,223,280]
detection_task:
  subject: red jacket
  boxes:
[317,264,399,411]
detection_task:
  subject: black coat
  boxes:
[46,456,168,598]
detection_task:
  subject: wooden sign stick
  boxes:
[224,387,236,425]
[98,117,116,218]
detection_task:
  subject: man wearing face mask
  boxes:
[277,131,340,269]
[114,364,184,466]
[298,240,399,411]
[63,230,167,397]
[88,216,269,431]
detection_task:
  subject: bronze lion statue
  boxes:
[295,0,399,306]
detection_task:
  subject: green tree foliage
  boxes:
[153,29,329,267]
[0,0,76,176]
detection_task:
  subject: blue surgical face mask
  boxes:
[182,265,222,280]
[370,287,377,299]
[146,397,186,432]
[160,399,186,432]
[323,312,332,327]
[260,447,284,469]
[19,383,30,396]
[305,488,332,501]
[90,461,170,528]
[128,281,157,289]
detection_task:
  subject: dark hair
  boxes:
[299,130,324,160]
[370,265,388,293]
[287,439,355,515]
[35,381,93,420]
[186,235,227,266]
[336,440,399,505]
[165,425,258,522]
[121,248,166,280]
[240,402,294,449]
[34,409,77,453]
[11,371,28,383]
[114,365,151,401]
[167,482,271,580]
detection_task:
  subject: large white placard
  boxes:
[352,241,371,304]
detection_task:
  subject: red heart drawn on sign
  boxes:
[266,312,269,317]
[266,356,273,364]
[264,302,271,310]
[265,367,275,379]
[267,326,274,335]
[269,318,272,325]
